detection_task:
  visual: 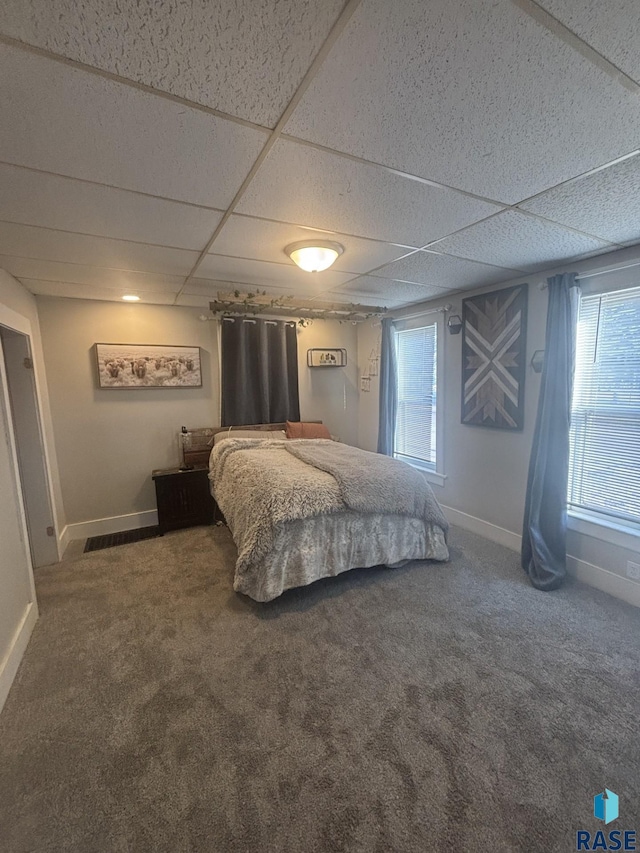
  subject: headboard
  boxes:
[182,422,321,468]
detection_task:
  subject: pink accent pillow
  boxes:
[286,421,331,440]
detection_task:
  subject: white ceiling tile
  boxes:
[372,251,523,290]
[429,211,613,271]
[333,276,451,308]
[519,156,640,245]
[24,279,178,305]
[184,278,296,298]
[210,214,415,274]
[197,253,355,297]
[0,164,223,249]
[0,223,199,275]
[0,0,344,127]
[0,256,185,291]
[237,139,501,246]
[0,44,266,208]
[284,0,640,203]
[535,0,640,83]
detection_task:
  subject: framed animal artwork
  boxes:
[95,343,202,389]
[461,284,528,430]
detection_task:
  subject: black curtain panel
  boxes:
[521,273,580,591]
[221,317,300,426]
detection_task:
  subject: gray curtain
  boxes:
[521,273,579,590]
[221,317,300,426]
[377,317,398,455]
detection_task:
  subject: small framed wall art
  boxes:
[95,343,202,389]
[307,348,347,368]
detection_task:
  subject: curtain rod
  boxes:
[539,259,640,289]
[391,303,452,321]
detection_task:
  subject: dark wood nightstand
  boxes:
[152,466,216,535]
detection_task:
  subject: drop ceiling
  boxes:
[0,0,639,310]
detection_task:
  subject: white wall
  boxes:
[37,297,358,534]
[356,321,381,452]
[297,320,358,446]
[357,247,640,600]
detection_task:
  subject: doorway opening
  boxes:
[0,326,58,568]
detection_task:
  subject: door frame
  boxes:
[0,302,61,564]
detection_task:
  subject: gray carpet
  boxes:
[1,525,639,853]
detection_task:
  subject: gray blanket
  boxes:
[209,439,344,577]
[283,439,449,533]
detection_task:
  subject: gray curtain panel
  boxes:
[521,273,579,590]
[221,317,300,426]
[377,317,398,455]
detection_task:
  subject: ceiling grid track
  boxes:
[510,0,640,94]
[172,0,365,304]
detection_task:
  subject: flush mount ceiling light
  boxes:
[122,294,140,301]
[284,240,344,272]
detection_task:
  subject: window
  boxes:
[394,323,437,469]
[568,285,640,527]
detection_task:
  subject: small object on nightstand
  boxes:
[152,466,217,535]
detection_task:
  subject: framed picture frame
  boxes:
[461,284,528,430]
[307,348,347,367]
[95,343,202,389]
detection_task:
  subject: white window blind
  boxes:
[394,323,437,467]
[568,285,640,526]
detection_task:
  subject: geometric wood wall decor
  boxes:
[461,283,528,430]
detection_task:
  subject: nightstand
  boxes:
[152,466,216,535]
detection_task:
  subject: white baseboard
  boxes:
[567,555,640,608]
[58,524,70,555]
[441,504,522,552]
[61,509,158,542]
[442,504,639,609]
[0,600,38,714]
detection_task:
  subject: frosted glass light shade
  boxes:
[285,240,344,272]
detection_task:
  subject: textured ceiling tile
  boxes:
[185,279,295,298]
[0,223,199,276]
[284,0,640,203]
[0,164,223,249]
[0,45,266,208]
[333,276,451,307]
[210,214,414,274]
[0,256,187,290]
[520,156,640,245]
[237,139,501,246]
[24,279,178,304]
[430,211,612,271]
[535,0,640,83]
[0,0,344,127]
[372,250,523,290]
[197,254,353,296]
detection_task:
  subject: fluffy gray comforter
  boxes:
[284,440,449,531]
[209,438,449,599]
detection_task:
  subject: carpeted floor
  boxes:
[1,525,639,853]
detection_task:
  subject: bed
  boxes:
[200,423,449,602]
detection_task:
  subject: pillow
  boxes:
[213,429,287,445]
[286,421,332,440]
